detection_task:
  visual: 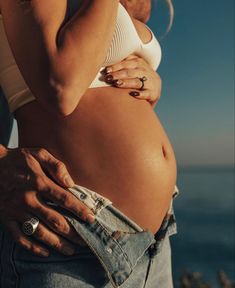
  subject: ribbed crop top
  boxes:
[0,2,162,113]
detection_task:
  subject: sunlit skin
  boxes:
[15,0,176,234]
[0,0,177,240]
[121,0,152,23]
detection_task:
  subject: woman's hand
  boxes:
[104,55,162,108]
[0,145,95,257]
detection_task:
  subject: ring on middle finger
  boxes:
[139,76,148,90]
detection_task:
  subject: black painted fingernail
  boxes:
[129,91,140,97]
[105,74,114,83]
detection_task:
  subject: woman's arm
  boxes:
[0,0,119,116]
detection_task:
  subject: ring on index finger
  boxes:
[139,76,148,90]
[22,217,40,236]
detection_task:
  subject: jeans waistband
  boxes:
[47,184,178,287]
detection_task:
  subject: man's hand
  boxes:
[103,55,162,109]
[0,145,95,257]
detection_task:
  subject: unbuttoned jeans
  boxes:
[0,184,179,288]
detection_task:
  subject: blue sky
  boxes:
[9,0,234,166]
[148,0,234,166]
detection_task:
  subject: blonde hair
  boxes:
[165,0,174,34]
[156,0,174,40]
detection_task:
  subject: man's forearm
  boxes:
[0,144,7,155]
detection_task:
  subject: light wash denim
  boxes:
[0,184,179,288]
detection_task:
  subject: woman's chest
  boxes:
[66,1,156,67]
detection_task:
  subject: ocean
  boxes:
[171,166,235,287]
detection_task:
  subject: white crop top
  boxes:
[0,3,162,113]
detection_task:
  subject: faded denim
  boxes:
[0,184,179,288]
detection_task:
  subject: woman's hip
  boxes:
[0,183,179,288]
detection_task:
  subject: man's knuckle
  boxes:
[55,161,67,173]
[36,148,48,159]
[31,201,44,215]
[56,192,69,206]
[22,193,35,208]
[20,148,30,156]
[64,194,74,207]
[50,217,67,232]
[34,175,46,191]
[44,185,55,197]
[79,206,90,219]
[37,148,47,155]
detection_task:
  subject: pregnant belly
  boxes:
[15,87,177,234]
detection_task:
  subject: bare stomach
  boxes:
[15,87,177,234]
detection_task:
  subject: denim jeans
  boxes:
[0,184,179,288]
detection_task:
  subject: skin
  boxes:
[121,0,152,23]
[0,145,89,256]
[0,0,120,116]
[0,0,177,257]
